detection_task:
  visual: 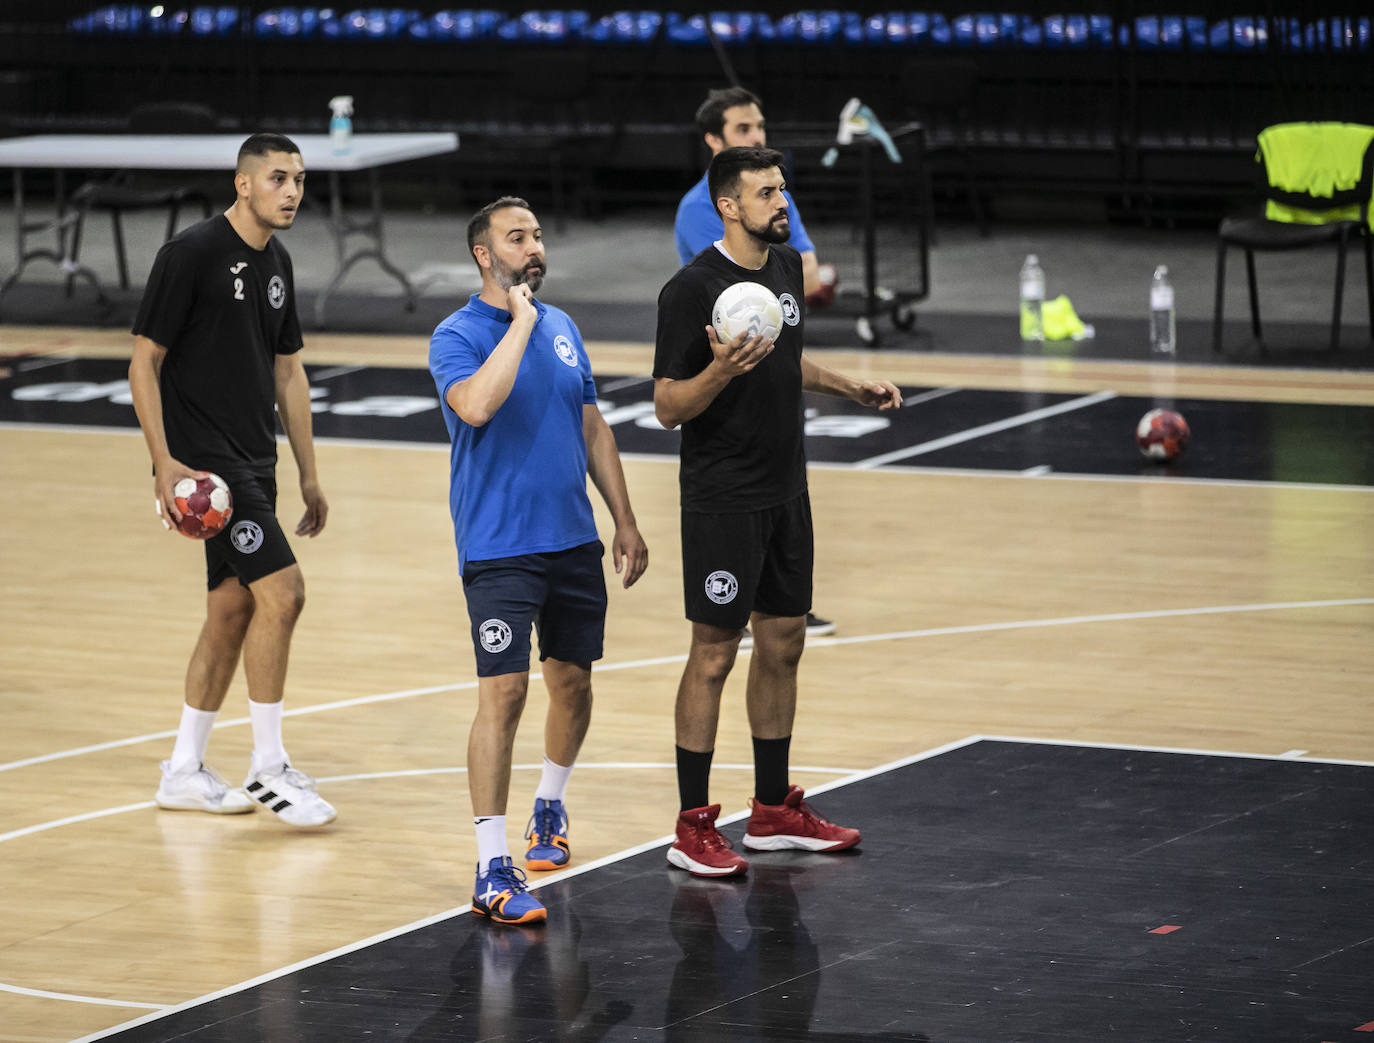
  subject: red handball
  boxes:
[1136,408,1190,462]
[172,472,233,539]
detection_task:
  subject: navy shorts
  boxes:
[462,541,608,678]
[204,472,297,591]
[680,492,814,630]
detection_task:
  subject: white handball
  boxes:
[712,281,784,342]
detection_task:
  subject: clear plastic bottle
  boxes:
[1019,254,1045,342]
[329,95,353,155]
[1150,264,1176,356]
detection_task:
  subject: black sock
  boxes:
[752,735,792,806]
[676,745,714,811]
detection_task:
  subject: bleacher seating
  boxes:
[3,6,1372,220]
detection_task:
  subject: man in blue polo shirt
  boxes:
[429,196,649,926]
[674,87,837,639]
[674,86,834,306]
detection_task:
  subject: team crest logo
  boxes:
[479,618,513,654]
[553,334,578,368]
[230,520,264,554]
[704,570,739,605]
[779,293,801,326]
[267,275,286,310]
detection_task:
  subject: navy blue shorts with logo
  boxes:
[462,541,608,678]
[204,471,297,591]
[681,492,814,630]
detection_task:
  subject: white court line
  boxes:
[0,982,167,1011]
[308,364,365,381]
[5,421,1373,494]
[972,733,1374,768]
[599,374,652,393]
[854,390,1119,469]
[14,355,77,372]
[61,732,1374,1037]
[800,597,1374,651]
[895,384,964,407]
[3,599,1371,778]
[0,764,858,847]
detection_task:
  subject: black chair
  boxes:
[64,102,217,291]
[1213,121,1374,356]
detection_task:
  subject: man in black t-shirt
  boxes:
[653,146,902,877]
[128,133,336,827]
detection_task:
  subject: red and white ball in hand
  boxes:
[172,472,233,539]
[1136,408,1190,462]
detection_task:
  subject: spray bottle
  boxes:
[329,95,353,154]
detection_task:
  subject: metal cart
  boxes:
[796,121,931,348]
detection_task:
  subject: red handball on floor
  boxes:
[1136,408,1190,461]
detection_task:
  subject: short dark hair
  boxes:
[694,86,763,139]
[466,195,532,267]
[707,146,785,217]
[236,133,301,171]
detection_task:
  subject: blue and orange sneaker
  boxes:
[525,798,571,871]
[472,856,547,925]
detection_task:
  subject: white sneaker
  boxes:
[243,763,337,827]
[155,761,254,814]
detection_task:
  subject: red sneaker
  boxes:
[667,804,749,877]
[743,786,861,852]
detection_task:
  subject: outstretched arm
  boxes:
[801,354,903,410]
[583,403,648,588]
[274,352,328,537]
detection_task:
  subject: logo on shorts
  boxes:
[479,618,512,654]
[553,334,578,368]
[267,275,286,310]
[704,570,739,605]
[230,520,264,554]
[779,293,801,326]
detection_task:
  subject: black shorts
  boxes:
[681,492,813,630]
[461,541,608,678]
[204,472,297,591]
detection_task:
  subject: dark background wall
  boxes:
[2,4,1371,224]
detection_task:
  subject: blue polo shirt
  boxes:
[673,172,816,265]
[429,294,599,573]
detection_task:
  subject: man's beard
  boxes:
[742,209,791,245]
[492,254,545,294]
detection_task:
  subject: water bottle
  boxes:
[1150,264,1176,356]
[329,95,353,154]
[1019,254,1045,342]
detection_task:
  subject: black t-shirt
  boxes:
[132,215,303,478]
[654,243,806,512]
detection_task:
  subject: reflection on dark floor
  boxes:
[99,739,1374,1043]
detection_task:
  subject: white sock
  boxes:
[534,756,573,804]
[168,704,218,774]
[474,815,509,870]
[248,699,288,775]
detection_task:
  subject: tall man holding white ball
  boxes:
[653,146,903,877]
[128,133,336,828]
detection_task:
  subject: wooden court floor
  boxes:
[1,328,1372,1041]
